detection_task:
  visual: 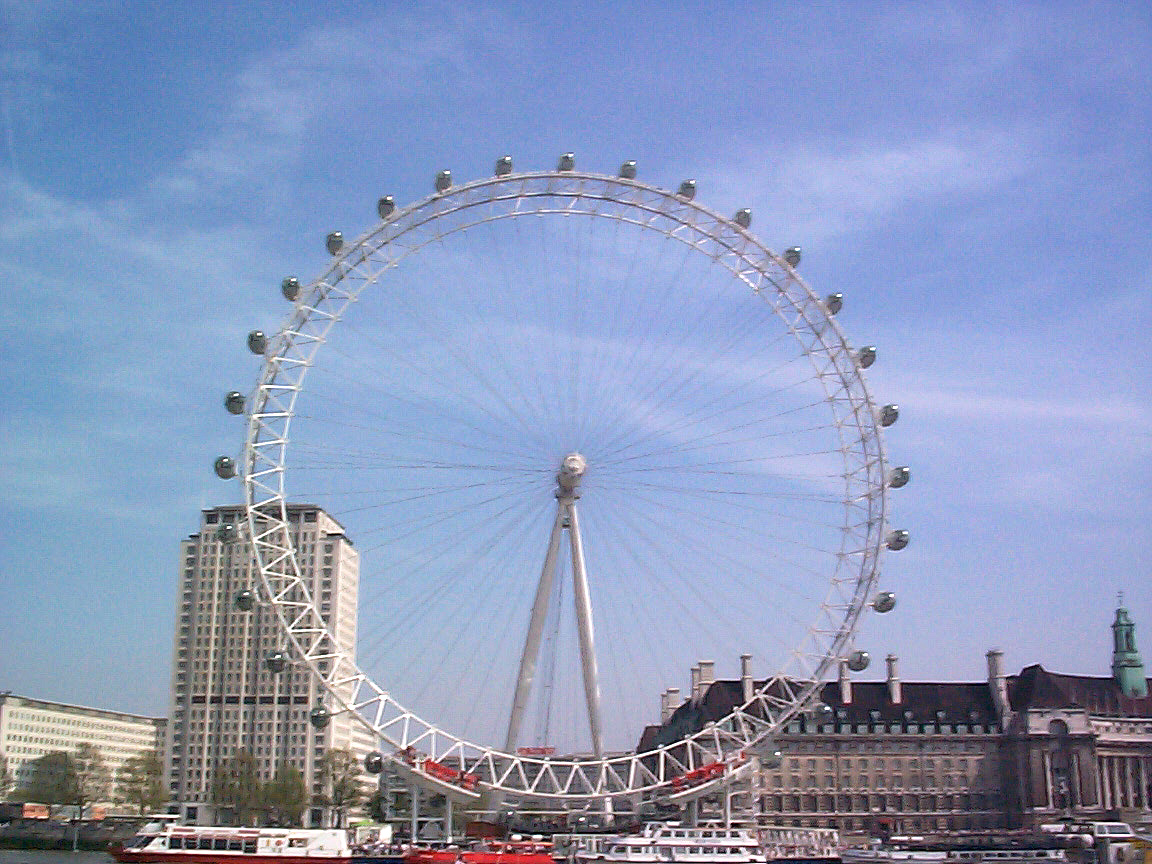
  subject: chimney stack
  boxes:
[839,659,852,704]
[986,649,1009,729]
[698,660,715,686]
[665,687,680,722]
[886,654,902,704]
[740,654,754,703]
[690,664,701,701]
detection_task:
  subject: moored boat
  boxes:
[405,838,554,864]
[573,822,769,864]
[757,826,841,863]
[110,822,352,864]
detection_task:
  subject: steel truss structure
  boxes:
[230,163,904,804]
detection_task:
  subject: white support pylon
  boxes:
[503,453,605,761]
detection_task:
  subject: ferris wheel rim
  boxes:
[238,165,892,801]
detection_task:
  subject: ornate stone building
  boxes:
[640,602,1152,832]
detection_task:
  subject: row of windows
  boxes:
[774,756,981,773]
[760,791,1005,812]
[203,510,320,525]
[785,740,986,754]
[786,723,991,736]
[769,774,983,791]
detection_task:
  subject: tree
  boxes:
[211,749,262,826]
[73,743,112,817]
[116,750,167,815]
[265,761,307,827]
[0,753,11,800]
[318,748,362,828]
[21,751,79,813]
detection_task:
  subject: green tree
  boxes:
[21,751,79,814]
[265,761,308,827]
[73,743,112,817]
[317,748,362,828]
[116,750,167,815]
[0,753,11,800]
[211,749,262,826]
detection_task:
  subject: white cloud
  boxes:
[713,130,1035,247]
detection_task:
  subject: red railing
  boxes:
[422,757,479,791]
[669,760,726,791]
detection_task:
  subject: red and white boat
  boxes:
[405,838,554,864]
[111,822,352,864]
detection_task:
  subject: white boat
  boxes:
[574,823,769,864]
[111,822,352,864]
[840,848,1068,864]
[757,826,841,862]
[840,835,1076,864]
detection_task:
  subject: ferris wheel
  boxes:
[214,155,909,805]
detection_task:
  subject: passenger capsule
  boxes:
[734,208,752,229]
[377,196,396,218]
[886,529,910,551]
[224,391,246,415]
[235,589,256,612]
[825,293,844,315]
[812,702,834,721]
[557,152,575,171]
[784,247,802,267]
[435,169,452,192]
[309,705,331,729]
[265,651,287,674]
[762,748,783,769]
[857,346,877,369]
[364,751,384,774]
[494,155,513,176]
[618,160,637,180]
[872,591,897,614]
[888,466,911,488]
[678,179,697,200]
[216,523,237,542]
[879,404,900,427]
[847,650,871,672]
[214,456,237,479]
[325,232,344,255]
[247,331,267,355]
[281,277,300,302]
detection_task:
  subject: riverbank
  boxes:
[0,819,140,853]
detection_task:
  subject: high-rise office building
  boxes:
[167,504,375,826]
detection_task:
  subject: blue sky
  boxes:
[0,0,1149,740]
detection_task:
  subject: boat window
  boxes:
[229,838,243,851]
[214,838,229,850]
[243,839,258,854]
[290,838,308,848]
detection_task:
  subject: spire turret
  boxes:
[1111,594,1147,698]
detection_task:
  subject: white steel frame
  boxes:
[239,168,892,803]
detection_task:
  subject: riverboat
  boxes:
[573,822,770,864]
[839,845,1070,864]
[1039,821,1139,864]
[111,822,352,864]
[405,838,554,864]
[757,826,841,863]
